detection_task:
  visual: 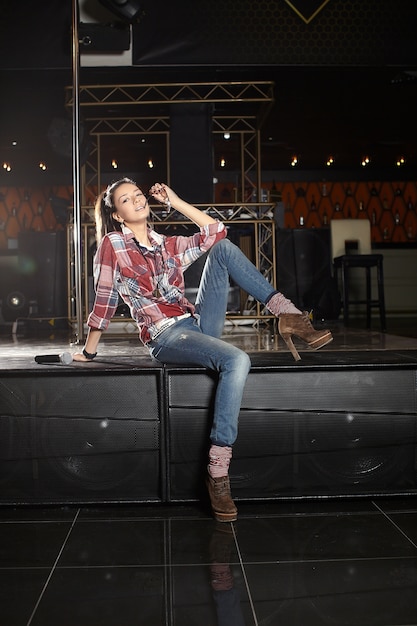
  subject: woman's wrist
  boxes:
[82,348,97,360]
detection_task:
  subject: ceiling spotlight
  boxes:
[361,156,370,167]
[147,159,154,168]
[396,157,406,167]
[223,132,230,140]
[111,159,118,169]
[98,0,143,22]
[39,162,47,171]
[220,158,226,167]
[290,155,298,167]
[2,162,11,172]
[326,156,334,166]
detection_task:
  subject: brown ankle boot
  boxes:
[206,474,237,522]
[278,312,333,361]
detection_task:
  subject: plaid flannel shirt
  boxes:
[87,220,227,344]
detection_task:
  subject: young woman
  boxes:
[73,178,332,522]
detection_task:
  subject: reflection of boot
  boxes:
[209,523,234,592]
[210,562,234,592]
[206,474,237,522]
[210,522,234,562]
[209,524,246,626]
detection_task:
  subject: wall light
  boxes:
[396,157,406,167]
[111,159,118,169]
[147,159,154,168]
[326,156,334,166]
[361,156,370,167]
[220,158,226,167]
[2,162,11,172]
[290,155,298,167]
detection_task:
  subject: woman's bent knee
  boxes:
[234,349,251,375]
[209,238,235,258]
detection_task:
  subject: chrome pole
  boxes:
[71,0,84,342]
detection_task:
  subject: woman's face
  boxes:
[112,182,149,225]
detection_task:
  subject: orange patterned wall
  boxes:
[1,180,417,249]
[216,179,417,243]
[0,186,73,250]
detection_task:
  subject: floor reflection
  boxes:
[208,523,246,626]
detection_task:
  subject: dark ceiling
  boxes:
[0,0,416,185]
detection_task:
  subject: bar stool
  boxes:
[330,219,386,331]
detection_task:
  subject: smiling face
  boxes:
[111,182,150,226]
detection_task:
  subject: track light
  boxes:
[98,0,143,22]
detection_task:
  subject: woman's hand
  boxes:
[72,352,93,362]
[149,182,217,227]
[149,183,178,207]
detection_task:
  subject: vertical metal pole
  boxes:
[72,0,84,342]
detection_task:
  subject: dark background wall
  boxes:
[1,1,416,185]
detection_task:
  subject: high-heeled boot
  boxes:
[278,312,333,361]
[206,445,237,522]
[266,292,332,361]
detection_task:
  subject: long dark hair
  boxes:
[95,177,137,244]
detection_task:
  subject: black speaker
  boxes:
[276,228,333,312]
[0,379,34,500]
[170,104,213,203]
[0,252,29,322]
[167,367,417,501]
[0,373,162,504]
[47,117,91,164]
[295,411,416,493]
[18,231,67,318]
[79,22,131,51]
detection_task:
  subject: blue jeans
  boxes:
[149,239,276,447]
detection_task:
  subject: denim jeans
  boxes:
[149,239,276,447]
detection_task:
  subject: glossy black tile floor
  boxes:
[1,498,417,625]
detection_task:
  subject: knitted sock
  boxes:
[266,292,302,316]
[208,444,233,478]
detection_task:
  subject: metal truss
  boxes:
[66,81,274,201]
[66,81,274,109]
[66,81,276,325]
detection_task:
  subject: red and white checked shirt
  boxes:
[87,221,227,344]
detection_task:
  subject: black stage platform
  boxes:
[1,322,417,506]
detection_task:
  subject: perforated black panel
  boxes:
[133,0,416,66]
[0,375,162,504]
[167,367,417,501]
